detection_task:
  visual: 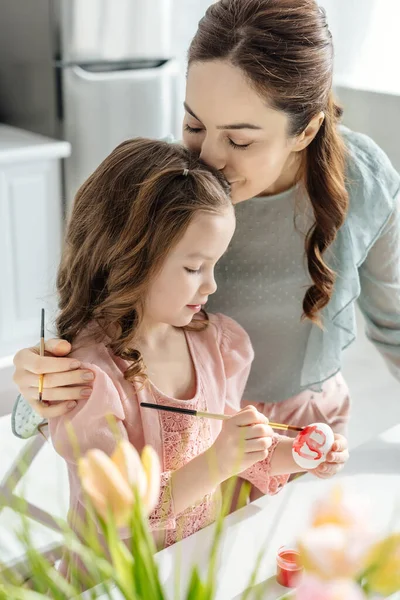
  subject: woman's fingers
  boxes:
[23,369,94,389]
[43,338,72,356]
[32,400,78,419]
[14,347,81,376]
[27,385,92,403]
[13,339,93,402]
[25,354,81,376]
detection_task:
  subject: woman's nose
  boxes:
[199,138,226,171]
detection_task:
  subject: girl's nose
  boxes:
[201,275,217,296]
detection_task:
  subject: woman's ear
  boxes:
[292,111,325,152]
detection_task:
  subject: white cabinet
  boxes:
[0,125,70,358]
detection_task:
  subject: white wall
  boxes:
[320,0,400,170]
[320,0,400,95]
[171,1,215,131]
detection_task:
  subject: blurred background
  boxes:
[0,0,399,445]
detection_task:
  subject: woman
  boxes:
[12,0,400,479]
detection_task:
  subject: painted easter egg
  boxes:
[292,422,334,470]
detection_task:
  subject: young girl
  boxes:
[49,138,340,562]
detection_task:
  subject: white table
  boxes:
[85,424,400,600]
[0,415,69,576]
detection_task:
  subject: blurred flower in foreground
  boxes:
[364,533,400,596]
[296,484,400,597]
[311,486,371,531]
[78,440,160,526]
[298,524,371,580]
[294,575,367,600]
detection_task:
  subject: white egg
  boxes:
[291,422,335,470]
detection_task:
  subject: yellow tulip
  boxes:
[364,533,400,595]
[111,439,147,496]
[141,445,161,513]
[78,448,134,526]
[78,441,161,527]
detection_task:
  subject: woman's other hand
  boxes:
[13,338,94,418]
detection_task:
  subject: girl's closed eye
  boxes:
[185,267,201,274]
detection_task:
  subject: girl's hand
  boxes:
[13,339,95,418]
[311,434,349,479]
[208,405,274,480]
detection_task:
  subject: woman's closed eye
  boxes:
[185,267,201,274]
[184,124,251,150]
[184,124,203,134]
[227,139,251,150]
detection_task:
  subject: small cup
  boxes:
[276,545,304,588]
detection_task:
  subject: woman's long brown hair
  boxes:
[56,138,231,381]
[189,0,348,324]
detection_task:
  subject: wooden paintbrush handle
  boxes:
[196,410,230,420]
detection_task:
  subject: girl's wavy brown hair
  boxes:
[56,138,231,382]
[189,0,349,324]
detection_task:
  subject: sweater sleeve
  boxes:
[358,187,400,382]
[49,363,176,532]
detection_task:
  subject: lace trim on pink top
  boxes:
[148,471,176,531]
[148,388,219,546]
[240,435,289,496]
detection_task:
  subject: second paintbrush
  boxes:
[38,308,45,402]
[140,402,303,432]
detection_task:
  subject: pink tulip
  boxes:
[311,485,371,532]
[294,575,367,600]
[298,524,372,580]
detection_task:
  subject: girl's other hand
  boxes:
[311,433,349,479]
[13,338,95,418]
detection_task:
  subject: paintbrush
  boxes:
[38,308,45,402]
[140,402,303,432]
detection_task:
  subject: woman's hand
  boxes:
[311,433,349,479]
[13,338,95,418]
[208,405,274,480]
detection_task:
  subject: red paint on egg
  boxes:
[292,425,326,461]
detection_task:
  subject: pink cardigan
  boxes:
[50,313,288,548]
